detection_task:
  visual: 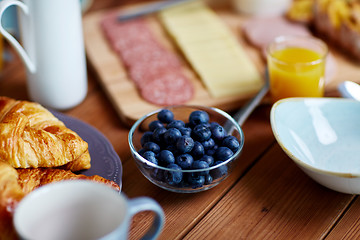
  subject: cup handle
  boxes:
[128,197,165,240]
[0,0,35,73]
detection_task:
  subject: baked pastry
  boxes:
[0,96,90,171]
[0,161,25,240]
[17,167,121,194]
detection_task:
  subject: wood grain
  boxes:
[326,198,360,239]
[184,144,354,240]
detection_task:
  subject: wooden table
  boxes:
[1,0,360,239]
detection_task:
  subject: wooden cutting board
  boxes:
[82,4,360,126]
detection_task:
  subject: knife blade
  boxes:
[117,0,197,21]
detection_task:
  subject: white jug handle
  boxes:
[0,0,35,73]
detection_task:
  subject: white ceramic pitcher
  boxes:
[0,0,88,110]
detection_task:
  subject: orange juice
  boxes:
[268,38,327,102]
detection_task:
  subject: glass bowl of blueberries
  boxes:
[128,105,244,193]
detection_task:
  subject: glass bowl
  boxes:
[128,105,244,193]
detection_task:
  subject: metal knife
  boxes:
[117,0,197,21]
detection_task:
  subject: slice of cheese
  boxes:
[159,1,263,98]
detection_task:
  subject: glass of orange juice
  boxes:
[267,35,328,102]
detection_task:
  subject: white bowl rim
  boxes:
[128,105,245,173]
[270,97,360,178]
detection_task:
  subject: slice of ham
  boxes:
[101,15,193,106]
[242,16,311,50]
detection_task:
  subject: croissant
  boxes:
[0,96,90,171]
[17,167,121,194]
[0,162,25,240]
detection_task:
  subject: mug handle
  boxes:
[0,0,35,73]
[128,197,165,240]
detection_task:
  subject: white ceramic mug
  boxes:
[14,180,165,240]
[0,0,88,110]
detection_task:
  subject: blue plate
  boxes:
[51,110,122,190]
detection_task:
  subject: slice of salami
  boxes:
[101,16,194,106]
[140,72,194,106]
[129,62,180,86]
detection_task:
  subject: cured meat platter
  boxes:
[82,3,360,126]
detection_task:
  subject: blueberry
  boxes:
[158,150,175,166]
[165,144,177,154]
[149,120,164,131]
[176,135,194,153]
[222,135,240,152]
[163,128,182,145]
[192,160,209,176]
[142,150,155,158]
[191,141,205,159]
[192,124,211,141]
[151,169,164,181]
[176,153,193,169]
[152,127,166,143]
[165,163,183,185]
[210,124,226,142]
[142,151,158,166]
[158,109,174,123]
[211,161,228,179]
[186,174,205,189]
[167,120,185,129]
[210,121,220,129]
[204,174,213,185]
[137,148,146,156]
[143,142,161,154]
[202,138,215,150]
[199,155,214,166]
[205,145,218,156]
[214,146,234,161]
[179,127,191,137]
[189,110,209,126]
[140,131,153,147]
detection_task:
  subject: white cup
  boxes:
[0,0,88,110]
[14,180,165,240]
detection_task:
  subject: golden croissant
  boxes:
[0,162,25,240]
[0,96,90,171]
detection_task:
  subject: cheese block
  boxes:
[159,1,263,98]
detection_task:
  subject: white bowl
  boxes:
[270,97,360,194]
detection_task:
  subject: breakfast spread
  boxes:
[137,108,240,189]
[0,97,121,239]
[159,1,263,98]
[101,15,194,105]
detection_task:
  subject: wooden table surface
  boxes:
[1,0,360,239]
